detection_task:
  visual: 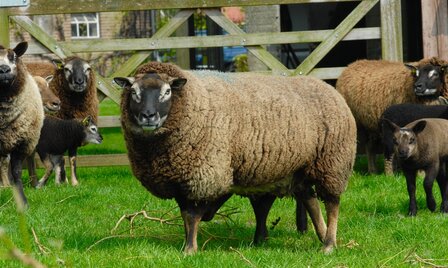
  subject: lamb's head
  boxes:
[0,42,27,91]
[114,73,187,133]
[33,75,61,113]
[55,57,92,93]
[383,118,426,160]
[406,62,447,98]
[81,115,103,145]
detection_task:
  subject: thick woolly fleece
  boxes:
[0,62,44,158]
[26,58,98,123]
[121,62,357,202]
[336,57,448,133]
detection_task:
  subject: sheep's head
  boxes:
[405,62,448,98]
[382,118,426,160]
[54,57,92,93]
[33,75,61,113]
[0,42,27,92]
[81,115,103,145]
[114,73,187,133]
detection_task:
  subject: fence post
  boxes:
[380,0,403,61]
[0,10,10,47]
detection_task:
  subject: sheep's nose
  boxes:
[74,77,84,85]
[139,111,160,125]
[415,83,423,91]
[0,65,11,74]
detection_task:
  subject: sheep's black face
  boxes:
[406,64,447,97]
[0,42,27,89]
[63,58,91,93]
[82,116,103,145]
[114,73,186,133]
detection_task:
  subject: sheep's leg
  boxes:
[176,197,209,254]
[50,155,65,184]
[322,197,340,254]
[249,194,276,245]
[302,193,327,243]
[294,195,308,233]
[9,153,27,208]
[68,149,79,186]
[403,169,418,216]
[366,135,378,174]
[423,164,438,212]
[26,152,38,187]
[36,157,54,188]
[436,163,448,213]
[0,155,11,186]
[383,151,394,176]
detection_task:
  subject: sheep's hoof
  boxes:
[427,200,436,212]
[322,244,335,255]
[440,203,448,213]
[71,181,79,186]
[183,246,197,255]
[408,210,417,217]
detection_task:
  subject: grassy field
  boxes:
[1,100,448,267]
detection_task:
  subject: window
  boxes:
[71,13,100,39]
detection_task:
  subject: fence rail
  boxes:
[0,0,402,167]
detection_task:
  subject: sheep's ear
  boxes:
[113,77,135,89]
[82,116,92,126]
[381,118,400,133]
[405,63,418,76]
[52,59,64,69]
[45,75,54,84]
[412,120,427,135]
[169,77,187,91]
[13,42,28,57]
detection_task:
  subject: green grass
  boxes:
[1,158,448,267]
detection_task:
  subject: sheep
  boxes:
[381,104,448,175]
[336,57,448,174]
[26,57,98,123]
[114,61,357,254]
[0,42,44,206]
[26,57,99,186]
[382,118,448,216]
[35,115,102,188]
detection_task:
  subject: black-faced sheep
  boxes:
[35,116,102,188]
[383,118,448,216]
[336,57,448,174]
[114,62,357,254]
[0,42,44,206]
[381,104,448,175]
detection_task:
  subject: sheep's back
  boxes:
[336,59,416,132]
[406,118,448,160]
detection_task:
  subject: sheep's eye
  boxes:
[393,139,398,145]
[90,126,97,132]
[7,52,15,62]
[165,88,171,95]
[64,67,72,73]
[409,138,415,144]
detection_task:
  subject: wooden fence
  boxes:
[0,0,402,167]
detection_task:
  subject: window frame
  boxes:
[71,13,100,39]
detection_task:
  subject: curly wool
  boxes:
[121,62,357,202]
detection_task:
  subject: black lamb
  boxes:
[381,103,448,175]
[35,116,102,188]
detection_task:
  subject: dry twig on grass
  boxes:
[111,209,182,235]
[404,252,448,268]
[229,246,257,268]
[0,228,46,268]
[31,228,50,255]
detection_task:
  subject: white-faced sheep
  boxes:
[114,62,357,254]
[336,57,448,174]
[26,57,99,186]
[0,42,44,206]
[35,116,102,188]
[383,118,448,216]
[381,104,448,175]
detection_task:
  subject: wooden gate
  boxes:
[0,0,402,167]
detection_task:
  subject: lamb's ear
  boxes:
[45,75,54,84]
[113,77,135,89]
[405,63,418,76]
[82,115,93,126]
[52,59,64,69]
[13,42,28,57]
[381,118,400,133]
[412,120,427,135]
[169,77,187,91]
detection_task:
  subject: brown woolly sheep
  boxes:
[383,118,448,216]
[115,62,357,254]
[26,57,99,186]
[0,42,44,206]
[336,57,448,174]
